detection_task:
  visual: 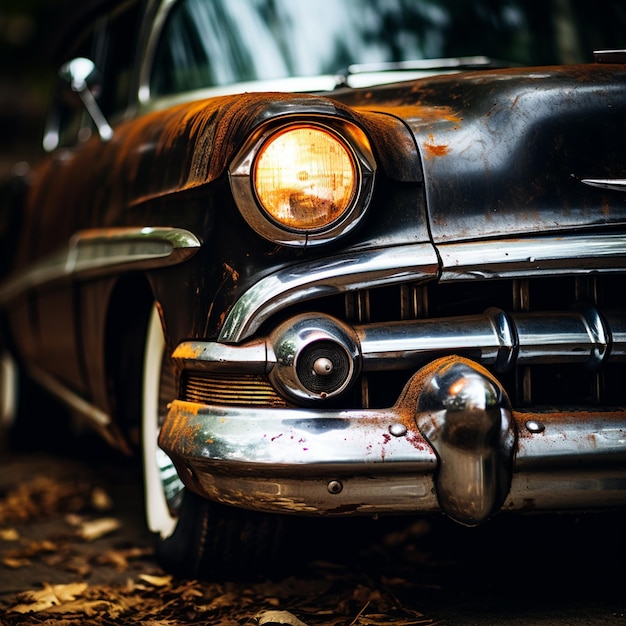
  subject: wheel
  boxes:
[141,305,286,579]
[142,305,184,540]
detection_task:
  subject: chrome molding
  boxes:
[0,227,201,304]
[160,399,438,469]
[176,306,626,397]
[582,178,626,192]
[159,388,626,517]
[593,49,626,63]
[218,243,440,343]
[438,233,626,281]
[218,233,626,345]
[355,306,626,372]
[27,364,109,428]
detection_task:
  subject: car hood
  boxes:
[335,63,626,242]
[27,63,626,252]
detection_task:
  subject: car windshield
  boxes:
[150,0,626,97]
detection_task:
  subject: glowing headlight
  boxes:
[253,126,357,231]
[229,119,376,247]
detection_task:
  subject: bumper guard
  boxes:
[159,355,626,524]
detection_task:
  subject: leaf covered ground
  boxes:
[1,451,624,626]
[0,453,444,625]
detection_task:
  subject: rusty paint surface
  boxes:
[337,64,626,243]
[423,134,449,158]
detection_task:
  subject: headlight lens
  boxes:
[229,117,376,247]
[253,126,357,232]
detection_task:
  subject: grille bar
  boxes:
[183,373,289,407]
[343,274,626,409]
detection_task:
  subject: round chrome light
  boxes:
[229,118,376,247]
[253,126,357,232]
[268,313,361,402]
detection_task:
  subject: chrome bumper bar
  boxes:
[174,306,626,404]
[159,357,626,524]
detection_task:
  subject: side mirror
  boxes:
[58,57,113,142]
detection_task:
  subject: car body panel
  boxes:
[339,65,626,242]
[1,0,626,531]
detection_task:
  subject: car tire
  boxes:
[141,305,286,579]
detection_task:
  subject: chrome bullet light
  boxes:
[229,118,376,247]
[268,313,361,402]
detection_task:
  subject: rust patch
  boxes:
[353,103,462,126]
[222,262,239,284]
[423,133,449,158]
[173,343,203,360]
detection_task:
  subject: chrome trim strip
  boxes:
[28,364,110,429]
[142,77,343,113]
[161,399,437,468]
[582,178,626,191]
[0,227,201,304]
[174,338,269,374]
[593,49,626,64]
[356,307,626,372]
[438,233,626,281]
[218,243,439,343]
[218,234,626,345]
[515,413,626,467]
[159,398,626,516]
[26,364,131,454]
[177,306,626,381]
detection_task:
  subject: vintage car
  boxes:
[1,0,626,578]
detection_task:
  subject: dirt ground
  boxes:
[0,439,625,626]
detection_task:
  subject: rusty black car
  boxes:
[1,0,626,578]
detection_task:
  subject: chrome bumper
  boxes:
[159,356,626,524]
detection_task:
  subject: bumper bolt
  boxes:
[389,423,407,437]
[525,419,545,433]
[327,480,343,494]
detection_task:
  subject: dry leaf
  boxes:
[9,581,88,613]
[65,512,84,526]
[45,598,123,617]
[139,573,174,587]
[2,556,31,568]
[253,609,309,626]
[96,546,153,571]
[57,554,93,577]
[2,538,59,565]
[0,476,91,524]
[0,527,19,541]
[196,590,240,612]
[78,516,121,541]
[91,486,114,511]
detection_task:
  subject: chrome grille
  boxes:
[342,274,626,409]
[181,274,626,411]
[182,373,290,407]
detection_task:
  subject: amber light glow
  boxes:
[253,126,357,231]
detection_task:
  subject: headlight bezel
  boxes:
[228,116,376,247]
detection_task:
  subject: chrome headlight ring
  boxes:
[228,117,376,247]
